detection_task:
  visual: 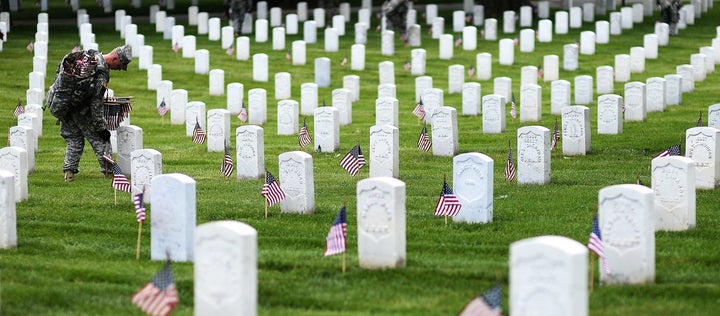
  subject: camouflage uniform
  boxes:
[227,0,252,35]
[658,0,681,35]
[46,46,131,180]
[382,0,409,40]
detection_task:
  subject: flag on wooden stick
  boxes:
[220,146,234,178]
[13,100,24,117]
[589,215,611,274]
[131,262,179,316]
[458,285,502,316]
[191,120,206,144]
[323,206,347,256]
[417,124,431,152]
[340,144,366,176]
[299,118,312,148]
[261,171,286,207]
[434,179,461,217]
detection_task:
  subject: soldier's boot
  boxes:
[64,171,75,182]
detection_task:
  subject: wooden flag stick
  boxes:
[264,201,268,219]
[445,215,448,225]
[136,222,143,260]
[162,115,165,127]
[589,253,595,292]
[342,252,346,274]
[114,189,117,206]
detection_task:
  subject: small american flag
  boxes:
[13,100,24,117]
[191,120,206,144]
[513,36,519,45]
[458,285,502,316]
[26,40,34,52]
[505,145,516,182]
[417,124,431,152]
[110,164,131,193]
[157,99,168,117]
[537,63,544,79]
[238,102,248,123]
[467,65,475,78]
[434,180,461,217]
[340,55,348,66]
[551,119,560,150]
[220,146,234,178]
[133,193,146,223]
[697,111,703,127]
[323,206,347,256]
[131,263,179,316]
[340,144,366,176]
[299,118,312,148]
[72,43,82,52]
[225,44,235,56]
[412,98,426,120]
[404,60,411,72]
[286,50,292,62]
[172,42,180,53]
[589,215,611,274]
[455,36,462,47]
[510,93,517,119]
[654,144,681,158]
[261,171,286,207]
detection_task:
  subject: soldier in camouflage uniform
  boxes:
[227,0,252,36]
[382,0,409,41]
[657,0,681,35]
[46,45,132,182]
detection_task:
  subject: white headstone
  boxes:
[462,26,477,51]
[453,153,494,224]
[236,125,265,180]
[484,18,497,41]
[561,105,591,155]
[448,65,464,94]
[685,127,720,189]
[624,82,647,122]
[569,6,582,28]
[375,97,399,127]
[150,173,196,262]
[482,94,506,134]
[520,84,542,122]
[614,54,631,82]
[493,77,512,103]
[598,184,655,284]
[710,104,720,130]
[276,100,299,136]
[503,10,516,33]
[610,12,622,35]
[130,148,162,203]
[621,7,634,29]
[247,88,267,125]
[315,57,331,88]
[300,83,318,116]
[117,125,143,175]
[476,52,492,80]
[439,34,454,60]
[462,82,481,116]
[186,101,207,136]
[551,79,571,115]
[630,47,645,74]
[252,53,268,82]
[421,88,444,124]
[517,126,551,184]
[381,30,394,56]
[498,39,514,66]
[0,170,17,248]
[430,107,459,157]
[292,40,306,65]
[170,89,188,125]
[538,19,553,42]
[303,20,317,43]
[207,109,231,152]
[369,125,400,178]
[313,107,340,153]
[274,72,291,101]
[543,54,559,81]
[651,156,696,231]
[8,126,34,173]
[0,147,27,202]
[574,75,593,105]
[580,31,595,55]
[510,236,588,315]
[209,69,224,96]
[596,20,609,44]
[432,17,444,39]
[194,49,209,75]
[324,27,339,52]
[597,94,623,135]
[563,44,578,71]
[415,76,433,103]
[520,66,538,86]
[596,66,614,95]
[278,151,314,214]
[645,77,666,113]
[356,177,406,269]
[555,11,569,34]
[676,64,694,93]
[194,221,257,316]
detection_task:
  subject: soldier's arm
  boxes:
[88,75,109,131]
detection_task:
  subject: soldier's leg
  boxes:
[60,120,84,181]
[81,127,113,174]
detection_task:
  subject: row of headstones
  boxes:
[3,156,702,312]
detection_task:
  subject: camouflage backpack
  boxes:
[45,50,102,120]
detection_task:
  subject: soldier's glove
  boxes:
[99,129,111,141]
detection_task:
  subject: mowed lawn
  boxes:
[1,1,720,315]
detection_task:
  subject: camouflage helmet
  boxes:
[115,45,132,70]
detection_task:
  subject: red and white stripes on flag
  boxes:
[238,103,248,123]
[133,193,146,223]
[191,120,206,144]
[131,263,179,316]
[551,119,560,150]
[220,147,234,178]
[412,98,426,120]
[510,93,517,119]
[299,119,312,148]
[261,171,286,207]
[157,99,168,117]
[324,206,347,256]
[13,101,24,117]
[417,124,431,152]
[505,146,516,182]
[458,285,502,316]
[110,164,132,193]
[589,215,611,274]
[434,180,462,217]
[340,144,366,176]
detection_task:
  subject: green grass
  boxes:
[2,1,720,315]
